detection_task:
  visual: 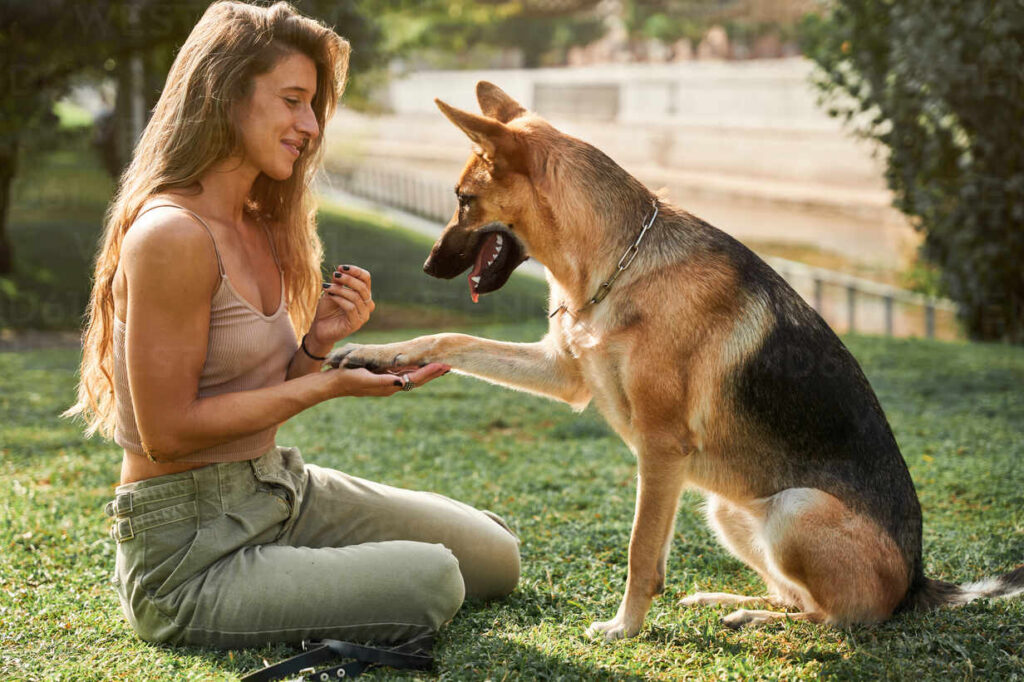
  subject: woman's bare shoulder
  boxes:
[121,204,220,286]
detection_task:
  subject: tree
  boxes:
[0,0,210,275]
[0,0,381,277]
[376,0,606,68]
[802,1,1024,342]
[624,0,734,45]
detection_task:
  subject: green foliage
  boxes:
[297,0,384,105]
[0,0,211,150]
[374,1,605,68]
[625,0,724,44]
[52,101,94,129]
[900,257,944,298]
[2,332,1023,679]
[1,131,114,330]
[801,1,1024,342]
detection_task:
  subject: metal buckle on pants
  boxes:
[112,517,134,543]
[114,492,133,515]
[104,492,133,517]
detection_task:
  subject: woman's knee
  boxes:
[469,511,521,600]
[408,542,466,630]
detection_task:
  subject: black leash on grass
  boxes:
[241,635,434,681]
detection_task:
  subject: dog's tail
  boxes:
[901,566,1024,612]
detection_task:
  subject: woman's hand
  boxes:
[309,264,375,347]
[324,362,450,398]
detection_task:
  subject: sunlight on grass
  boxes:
[1,333,1022,680]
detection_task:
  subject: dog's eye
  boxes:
[457,194,476,216]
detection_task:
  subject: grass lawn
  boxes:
[2,328,1023,680]
[2,144,1022,680]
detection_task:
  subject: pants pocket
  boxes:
[136,500,199,594]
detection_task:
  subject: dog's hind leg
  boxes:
[721,608,822,629]
[721,488,910,628]
[586,453,688,641]
[681,494,804,610]
[680,592,770,607]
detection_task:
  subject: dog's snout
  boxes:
[421,230,475,280]
[423,243,444,276]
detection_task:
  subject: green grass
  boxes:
[2,140,1022,679]
[53,101,95,130]
[1,330,1022,680]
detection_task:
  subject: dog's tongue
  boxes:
[467,233,499,304]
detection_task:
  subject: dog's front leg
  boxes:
[587,454,687,641]
[327,333,590,407]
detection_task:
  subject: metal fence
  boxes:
[329,163,961,341]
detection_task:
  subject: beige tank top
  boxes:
[112,203,299,463]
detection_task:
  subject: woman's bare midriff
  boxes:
[120,449,211,485]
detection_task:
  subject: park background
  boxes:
[1,0,1022,679]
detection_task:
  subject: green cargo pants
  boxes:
[104,445,520,648]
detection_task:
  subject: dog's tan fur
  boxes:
[329,83,1022,639]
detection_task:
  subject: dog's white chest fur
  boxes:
[559,313,601,356]
[558,310,638,448]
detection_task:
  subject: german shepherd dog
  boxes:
[329,82,1024,639]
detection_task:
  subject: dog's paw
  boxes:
[326,343,412,372]
[325,344,357,369]
[721,608,777,629]
[326,343,385,370]
[585,616,638,642]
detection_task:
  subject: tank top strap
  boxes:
[135,202,226,276]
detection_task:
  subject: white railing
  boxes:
[327,163,961,341]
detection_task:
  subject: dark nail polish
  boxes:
[393,379,402,386]
[342,265,350,271]
[321,282,330,289]
[333,271,342,278]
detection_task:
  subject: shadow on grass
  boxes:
[155,615,647,681]
[174,581,1021,680]
[655,600,1024,679]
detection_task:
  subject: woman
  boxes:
[64,0,520,649]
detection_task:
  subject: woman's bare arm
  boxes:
[121,213,444,462]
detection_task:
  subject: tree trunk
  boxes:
[0,139,17,275]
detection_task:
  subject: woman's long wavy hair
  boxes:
[64,0,350,438]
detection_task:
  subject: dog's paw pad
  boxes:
[325,344,359,369]
[585,617,634,642]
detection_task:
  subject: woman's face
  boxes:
[235,51,320,181]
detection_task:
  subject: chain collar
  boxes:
[550,199,660,319]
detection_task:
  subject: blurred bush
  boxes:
[802,1,1024,342]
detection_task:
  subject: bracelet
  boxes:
[300,334,327,362]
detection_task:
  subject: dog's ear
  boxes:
[476,81,526,123]
[436,98,523,174]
